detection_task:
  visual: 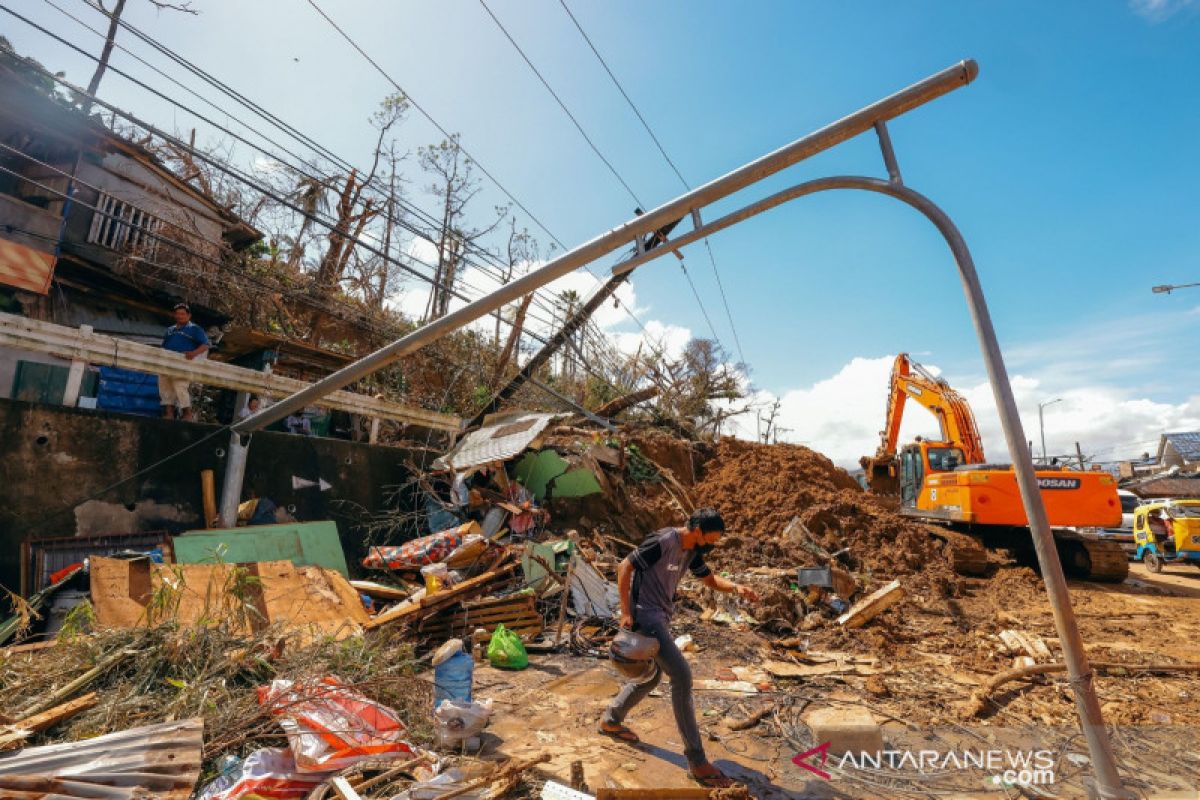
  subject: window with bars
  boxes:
[86,192,163,260]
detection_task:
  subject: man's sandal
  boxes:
[689,763,736,788]
[597,722,640,744]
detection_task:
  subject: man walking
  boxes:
[600,508,760,788]
[159,302,209,421]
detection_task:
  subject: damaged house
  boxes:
[0,59,264,408]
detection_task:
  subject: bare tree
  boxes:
[418,135,506,322]
[495,216,539,344]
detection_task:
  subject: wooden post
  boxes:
[200,469,217,528]
[368,416,381,444]
[61,324,92,407]
[1075,441,1086,471]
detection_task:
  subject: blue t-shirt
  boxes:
[162,322,209,353]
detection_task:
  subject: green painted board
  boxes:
[172,520,350,577]
[515,449,570,500]
[550,468,602,498]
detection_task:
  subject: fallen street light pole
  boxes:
[213,56,1130,796]
[218,58,979,523]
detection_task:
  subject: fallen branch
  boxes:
[0,692,98,750]
[436,753,550,800]
[727,704,774,731]
[967,661,1200,717]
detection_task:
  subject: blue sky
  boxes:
[7,0,1200,465]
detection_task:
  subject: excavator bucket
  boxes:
[860,454,900,495]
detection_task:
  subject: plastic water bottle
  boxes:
[433,646,474,707]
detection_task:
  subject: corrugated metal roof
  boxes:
[434,412,560,471]
[1160,432,1200,463]
[0,718,202,799]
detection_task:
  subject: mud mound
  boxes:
[694,438,961,595]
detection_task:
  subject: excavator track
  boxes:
[1055,536,1130,583]
[929,527,990,576]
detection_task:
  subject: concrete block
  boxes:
[805,706,884,756]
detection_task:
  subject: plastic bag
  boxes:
[486,623,528,670]
[433,698,493,747]
[194,748,326,800]
[258,676,415,772]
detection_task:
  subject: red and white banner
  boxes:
[0,237,56,294]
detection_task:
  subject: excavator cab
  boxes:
[898,441,963,506]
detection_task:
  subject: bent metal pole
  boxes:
[217,59,979,524]
[603,173,1131,797]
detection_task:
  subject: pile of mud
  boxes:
[693,438,962,596]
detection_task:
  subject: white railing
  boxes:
[0,312,463,433]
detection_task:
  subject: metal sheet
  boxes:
[0,717,203,799]
[434,412,559,471]
[172,520,350,576]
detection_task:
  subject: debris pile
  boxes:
[693,438,963,595]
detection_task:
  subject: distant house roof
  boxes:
[434,411,561,471]
[1157,432,1200,464]
[1126,475,1200,499]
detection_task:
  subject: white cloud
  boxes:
[1129,0,1197,21]
[726,354,1200,470]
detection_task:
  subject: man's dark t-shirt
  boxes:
[629,527,712,623]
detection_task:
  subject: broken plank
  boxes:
[365,562,517,630]
[0,692,98,751]
[349,580,414,602]
[837,579,904,629]
[330,776,363,800]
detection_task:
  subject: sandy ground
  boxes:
[469,561,1200,799]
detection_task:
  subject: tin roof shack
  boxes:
[0,61,260,404]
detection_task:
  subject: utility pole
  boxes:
[1076,441,1086,471]
[84,0,127,112]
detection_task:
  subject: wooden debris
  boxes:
[330,776,363,800]
[0,692,98,751]
[597,789,750,799]
[435,753,549,800]
[998,629,1053,661]
[350,580,414,602]
[836,579,904,629]
[365,561,518,631]
[966,660,1200,717]
[418,594,543,640]
[727,704,774,731]
[763,659,885,678]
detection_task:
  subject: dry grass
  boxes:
[0,617,429,781]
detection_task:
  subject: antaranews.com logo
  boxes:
[794,742,1056,788]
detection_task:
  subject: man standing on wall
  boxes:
[159,302,208,421]
[599,508,760,788]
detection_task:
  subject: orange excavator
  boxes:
[861,354,1128,581]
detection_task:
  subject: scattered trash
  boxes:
[487,623,529,670]
[433,697,493,748]
[195,747,327,800]
[674,633,696,652]
[259,676,416,772]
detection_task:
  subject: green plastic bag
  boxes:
[486,623,528,670]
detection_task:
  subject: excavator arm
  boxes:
[861,354,986,491]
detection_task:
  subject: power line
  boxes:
[476,0,642,209]
[44,0,595,349]
[556,0,748,368]
[301,0,657,347]
[476,0,731,365]
[3,5,612,367]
